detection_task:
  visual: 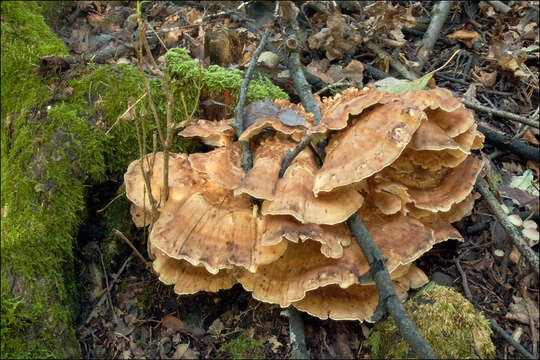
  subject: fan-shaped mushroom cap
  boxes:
[234,136,297,199]
[314,88,384,132]
[188,144,245,190]
[291,264,428,321]
[238,117,306,142]
[152,247,235,295]
[236,212,436,307]
[370,181,412,215]
[179,119,235,147]
[408,157,484,212]
[262,147,364,225]
[125,152,199,208]
[151,182,287,274]
[424,105,475,138]
[313,102,426,195]
[439,192,480,224]
[406,123,483,170]
[408,120,462,152]
[261,215,352,258]
[130,204,151,227]
[381,88,463,113]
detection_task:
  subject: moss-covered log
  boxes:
[1,2,288,357]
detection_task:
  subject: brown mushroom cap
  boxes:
[262,147,364,225]
[151,182,287,274]
[235,212,436,307]
[261,215,352,258]
[238,117,307,142]
[152,247,235,295]
[381,87,463,113]
[408,120,462,152]
[439,192,480,224]
[188,144,245,190]
[291,264,428,321]
[125,152,199,208]
[313,102,426,195]
[179,119,235,147]
[314,88,384,132]
[407,157,484,212]
[234,136,297,199]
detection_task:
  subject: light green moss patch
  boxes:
[364,283,495,359]
[218,332,265,359]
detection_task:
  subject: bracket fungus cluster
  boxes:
[124,86,484,322]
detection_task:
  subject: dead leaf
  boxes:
[342,60,364,87]
[266,335,283,352]
[162,314,187,332]
[173,343,189,358]
[506,295,540,326]
[521,129,540,146]
[447,30,482,48]
[208,318,224,336]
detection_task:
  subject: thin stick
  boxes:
[490,319,535,360]
[476,178,539,275]
[96,191,126,214]
[455,256,473,301]
[416,1,453,72]
[347,213,438,359]
[463,100,539,128]
[232,29,270,172]
[113,229,152,270]
[106,93,147,135]
[98,246,117,322]
[366,42,418,81]
[520,286,538,357]
[82,255,133,326]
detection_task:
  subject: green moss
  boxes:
[219,332,265,359]
[165,47,289,117]
[364,283,496,359]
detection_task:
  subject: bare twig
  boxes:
[490,319,535,360]
[82,255,133,326]
[416,1,453,72]
[476,178,539,276]
[347,213,438,359]
[96,191,126,214]
[281,307,308,359]
[98,246,117,322]
[232,30,270,172]
[366,42,418,81]
[488,1,511,14]
[478,125,540,162]
[113,229,152,270]
[455,256,473,301]
[463,100,540,128]
[106,92,147,135]
[520,286,538,357]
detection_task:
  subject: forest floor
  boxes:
[42,1,539,358]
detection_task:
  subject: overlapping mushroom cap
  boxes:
[124,86,484,322]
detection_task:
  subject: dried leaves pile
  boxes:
[124,87,484,322]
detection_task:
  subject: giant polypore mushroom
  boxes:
[123,86,484,323]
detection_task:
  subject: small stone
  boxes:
[522,228,539,246]
[258,51,280,69]
[507,214,522,227]
[493,249,505,257]
[522,220,538,229]
[432,271,453,287]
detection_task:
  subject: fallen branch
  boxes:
[475,178,539,276]
[477,125,540,162]
[281,307,308,359]
[487,1,511,14]
[232,30,270,172]
[415,1,453,72]
[347,213,438,359]
[490,319,535,360]
[113,229,152,270]
[366,42,418,81]
[463,100,540,129]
